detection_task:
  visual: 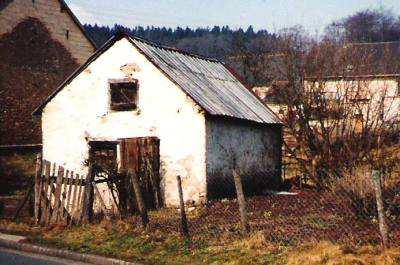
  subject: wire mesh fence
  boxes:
[16,155,399,250]
[126,166,400,249]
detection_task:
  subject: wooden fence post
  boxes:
[40,162,51,225]
[233,170,250,234]
[176,175,190,238]
[130,171,149,228]
[50,166,65,223]
[81,164,95,223]
[34,153,43,224]
[372,170,389,248]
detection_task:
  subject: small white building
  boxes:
[33,33,283,206]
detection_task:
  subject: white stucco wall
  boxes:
[42,38,207,206]
[205,118,283,199]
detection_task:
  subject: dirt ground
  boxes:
[117,185,400,249]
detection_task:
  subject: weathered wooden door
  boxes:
[120,137,162,210]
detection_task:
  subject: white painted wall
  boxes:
[42,38,207,206]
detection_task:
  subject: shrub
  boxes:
[0,152,36,195]
[332,167,400,219]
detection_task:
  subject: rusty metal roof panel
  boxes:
[130,36,281,124]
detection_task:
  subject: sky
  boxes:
[66,0,400,34]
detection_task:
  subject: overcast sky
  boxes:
[66,0,400,33]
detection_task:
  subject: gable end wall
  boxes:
[0,0,94,64]
[42,38,207,206]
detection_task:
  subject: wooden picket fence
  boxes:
[34,158,90,225]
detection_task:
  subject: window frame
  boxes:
[108,78,139,112]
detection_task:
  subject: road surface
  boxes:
[0,247,91,265]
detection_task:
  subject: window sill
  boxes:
[109,108,141,115]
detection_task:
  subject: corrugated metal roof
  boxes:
[129,36,281,124]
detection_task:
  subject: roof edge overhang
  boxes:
[305,73,400,81]
[206,113,283,127]
[223,64,283,124]
[59,0,98,49]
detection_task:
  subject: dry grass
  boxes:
[0,219,284,265]
[286,241,400,265]
[2,219,400,264]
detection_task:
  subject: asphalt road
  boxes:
[0,247,91,265]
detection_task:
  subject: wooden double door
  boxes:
[119,137,163,211]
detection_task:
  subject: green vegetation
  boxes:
[0,153,36,196]
[0,220,285,265]
[1,219,399,264]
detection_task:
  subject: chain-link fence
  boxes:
[127,166,400,249]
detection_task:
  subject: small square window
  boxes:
[109,79,138,111]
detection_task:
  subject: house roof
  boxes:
[305,41,400,79]
[34,33,281,125]
[262,41,400,84]
[0,0,97,49]
[59,0,97,49]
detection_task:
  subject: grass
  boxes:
[0,219,284,265]
[286,241,400,265]
[1,219,400,264]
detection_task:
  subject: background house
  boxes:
[257,42,400,122]
[0,0,96,148]
[34,33,283,206]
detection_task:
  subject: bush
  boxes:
[332,167,400,219]
[0,152,36,195]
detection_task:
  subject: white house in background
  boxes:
[33,33,283,206]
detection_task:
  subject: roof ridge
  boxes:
[123,33,221,63]
[346,40,400,46]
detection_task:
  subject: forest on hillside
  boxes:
[84,24,278,60]
[84,8,400,86]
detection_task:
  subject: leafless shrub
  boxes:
[269,34,400,189]
[332,168,400,217]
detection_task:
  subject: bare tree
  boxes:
[325,8,400,43]
[270,36,399,188]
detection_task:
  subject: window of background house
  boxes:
[109,79,138,111]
